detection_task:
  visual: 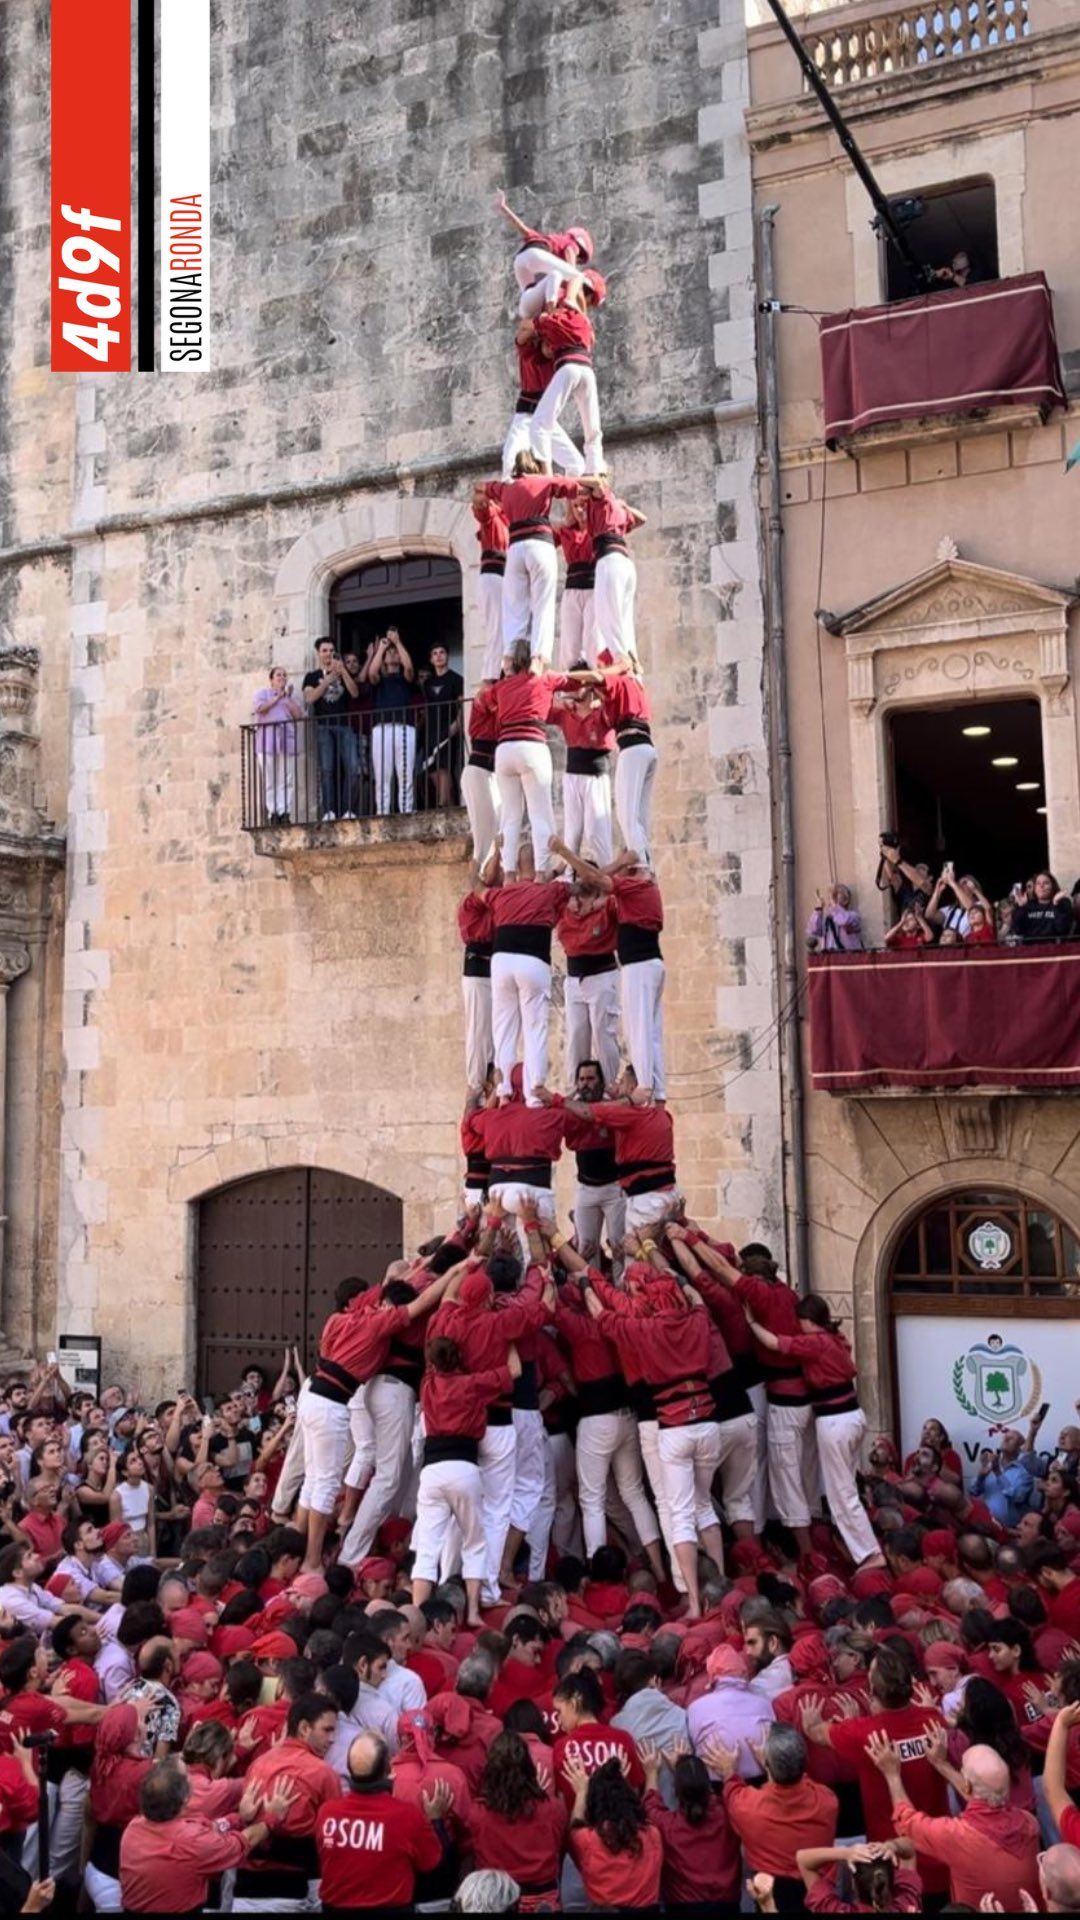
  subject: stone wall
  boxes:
[1,0,780,1392]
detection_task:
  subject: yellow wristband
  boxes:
[640,1238,658,1254]
[548,1231,565,1253]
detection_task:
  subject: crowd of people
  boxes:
[805,842,1080,953]
[22,210,1078,1914]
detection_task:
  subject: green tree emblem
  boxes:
[985,1370,1009,1408]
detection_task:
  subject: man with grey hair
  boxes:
[867,1728,1040,1908]
[701,1721,838,1878]
[315,1729,449,1910]
[453,1869,522,1913]
[1041,1843,1080,1913]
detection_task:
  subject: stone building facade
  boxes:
[0,0,781,1394]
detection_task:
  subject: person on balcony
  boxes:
[1011,871,1075,943]
[421,644,464,809]
[252,667,304,827]
[368,629,419,818]
[806,884,863,953]
[884,905,935,950]
[925,862,994,940]
[875,835,932,915]
[302,639,360,824]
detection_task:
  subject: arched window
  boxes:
[330,554,463,678]
[889,1187,1080,1309]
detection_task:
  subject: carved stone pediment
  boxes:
[829,554,1076,645]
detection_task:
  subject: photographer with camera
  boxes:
[368,627,420,817]
[302,637,360,824]
[875,833,933,917]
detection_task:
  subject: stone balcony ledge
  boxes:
[250,807,471,869]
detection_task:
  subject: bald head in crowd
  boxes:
[1042,1844,1080,1913]
[347,1729,391,1786]
[962,1744,1010,1807]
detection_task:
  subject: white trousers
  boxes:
[564,967,621,1089]
[577,1410,659,1556]
[502,539,559,666]
[615,741,658,866]
[715,1409,760,1528]
[491,950,551,1104]
[747,1381,769,1535]
[563,769,613,867]
[479,572,505,680]
[514,244,585,316]
[503,407,583,482]
[480,1423,517,1600]
[338,1377,417,1566]
[462,973,493,1094]
[414,1458,487,1582]
[594,551,637,661]
[297,1389,350,1515]
[639,1418,685,1593]
[495,738,555,875]
[658,1420,722,1547]
[272,1382,309,1519]
[558,588,596,669]
[461,762,500,868]
[371,720,416,816]
[621,956,666,1099]
[344,1386,375,1493]
[573,1182,626,1264]
[625,1185,683,1233]
[816,1408,878,1565]
[531,364,603,474]
[258,754,296,821]
[510,1407,548,1534]
[84,1864,123,1913]
[766,1400,816,1530]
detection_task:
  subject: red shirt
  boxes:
[553,1722,643,1810]
[470,1794,567,1889]
[120,1813,250,1913]
[472,1103,567,1174]
[965,921,997,944]
[488,1657,553,1722]
[553,699,614,754]
[317,1300,410,1391]
[536,305,594,365]
[557,896,617,960]
[551,1285,622,1389]
[773,1329,858,1396]
[491,671,573,743]
[1047,1578,1080,1639]
[18,1510,65,1560]
[419,1366,512,1443]
[236,1700,289,1769]
[557,524,595,568]
[485,475,580,531]
[430,1267,545,1373]
[611,869,663,930]
[488,878,567,931]
[458,892,493,948]
[472,499,508,554]
[644,1786,740,1905]
[829,1704,949,1893]
[317,1788,441,1909]
[515,332,556,401]
[735,1273,807,1400]
[570,1823,662,1908]
[53,1656,100,1750]
[0,1689,65,1756]
[601,672,651,725]
[243,1737,339,1850]
[0,1757,38,1834]
[723,1774,839,1875]
[584,487,637,542]
[1061,1801,1080,1847]
[469,682,499,746]
[588,1100,675,1189]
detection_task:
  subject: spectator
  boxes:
[795,1839,922,1913]
[316,1729,447,1912]
[806,885,863,953]
[119,1753,284,1913]
[971,1430,1038,1528]
[708,1723,839,1882]
[470,1730,567,1899]
[302,637,361,824]
[688,1644,775,1779]
[610,1647,689,1807]
[368,629,419,817]
[867,1726,1041,1910]
[884,904,935,949]
[565,1755,662,1908]
[925,863,993,939]
[421,643,464,807]
[451,1870,522,1913]
[639,1735,741,1908]
[965,900,998,945]
[251,667,304,826]
[1044,1702,1080,1848]
[1012,871,1075,943]
[875,836,932,913]
[1026,1541,1080,1640]
[743,1606,796,1702]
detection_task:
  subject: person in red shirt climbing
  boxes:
[480,459,587,674]
[531,274,607,475]
[556,496,597,668]
[495,190,595,319]
[410,1335,519,1628]
[583,479,646,667]
[471,486,509,682]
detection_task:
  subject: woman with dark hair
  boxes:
[566,1755,662,1908]
[85,1702,154,1911]
[795,1839,922,1912]
[502,1697,555,1785]
[1012,871,1075,943]
[926,1673,1035,1811]
[471,1731,567,1910]
[639,1737,739,1907]
[744,1294,884,1571]
[411,1335,520,1628]
[1039,1463,1080,1536]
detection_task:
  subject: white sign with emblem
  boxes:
[895,1316,1070,1467]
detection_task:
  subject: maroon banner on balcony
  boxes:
[808,945,1080,1093]
[819,272,1067,445]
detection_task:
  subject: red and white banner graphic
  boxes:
[161,0,210,369]
[51,0,132,372]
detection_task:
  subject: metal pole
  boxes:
[757,203,810,1297]
[762,0,935,290]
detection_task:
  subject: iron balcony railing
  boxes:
[240,703,470,831]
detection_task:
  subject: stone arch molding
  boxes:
[271,493,485,686]
[168,1132,424,1213]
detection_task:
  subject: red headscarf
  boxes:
[459,1271,493,1310]
[396,1709,435,1766]
[89,1705,150,1826]
[789,1631,831,1684]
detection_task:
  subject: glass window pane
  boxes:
[1026,1210,1058,1277]
[924,1210,953,1276]
[894,1228,920,1274]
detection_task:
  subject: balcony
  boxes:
[240,709,470,867]
[807,943,1080,1094]
[803,0,1030,89]
[819,272,1067,449]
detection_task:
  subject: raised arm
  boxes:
[1044,1702,1080,1830]
[548,838,613,891]
[494,189,535,242]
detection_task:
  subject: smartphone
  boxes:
[46,1350,57,1365]
[1037,1401,1050,1424]
[202,1395,215,1417]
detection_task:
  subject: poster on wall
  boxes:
[895,1316,1074,1470]
[57,1334,102,1399]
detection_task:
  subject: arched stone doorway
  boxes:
[887,1184,1080,1470]
[195,1168,402,1399]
